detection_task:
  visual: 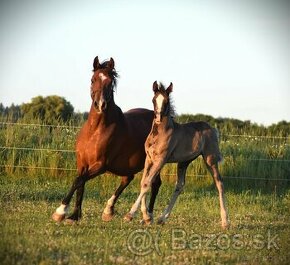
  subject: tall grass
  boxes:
[0,118,289,186]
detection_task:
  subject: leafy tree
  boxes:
[21,95,74,124]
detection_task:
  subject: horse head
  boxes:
[90,56,118,113]
[152,81,173,124]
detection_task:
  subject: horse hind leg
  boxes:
[102,175,134,222]
[204,155,229,229]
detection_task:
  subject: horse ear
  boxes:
[153,81,159,93]
[108,57,115,70]
[93,56,100,70]
[166,82,173,94]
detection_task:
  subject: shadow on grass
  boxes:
[1,173,289,204]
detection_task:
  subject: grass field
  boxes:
[0,121,289,264]
[0,173,290,265]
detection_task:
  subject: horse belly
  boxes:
[106,147,145,176]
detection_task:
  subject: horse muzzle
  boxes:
[94,99,107,113]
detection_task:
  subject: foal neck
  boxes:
[154,115,173,130]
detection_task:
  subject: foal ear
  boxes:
[166,82,173,94]
[153,81,159,93]
[93,56,100,70]
[107,57,115,70]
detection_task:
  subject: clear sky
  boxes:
[0,0,289,125]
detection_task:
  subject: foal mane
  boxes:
[159,83,176,118]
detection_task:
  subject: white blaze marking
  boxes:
[56,204,69,215]
[156,94,164,113]
[99,73,107,82]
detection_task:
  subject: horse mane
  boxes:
[159,83,176,118]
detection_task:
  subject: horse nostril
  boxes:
[94,100,98,109]
[101,101,107,111]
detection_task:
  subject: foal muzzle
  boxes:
[155,113,162,124]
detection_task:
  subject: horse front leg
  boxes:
[102,175,134,222]
[52,175,85,223]
[52,161,105,223]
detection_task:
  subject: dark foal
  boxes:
[52,57,161,223]
[125,82,229,228]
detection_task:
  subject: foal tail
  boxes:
[214,128,223,163]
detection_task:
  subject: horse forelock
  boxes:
[93,60,119,92]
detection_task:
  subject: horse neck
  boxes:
[87,100,122,130]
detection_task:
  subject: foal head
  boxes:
[152,81,173,124]
[90,56,118,113]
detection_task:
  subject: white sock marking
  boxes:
[103,195,116,215]
[56,204,69,215]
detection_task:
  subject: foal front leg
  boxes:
[124,159,162,222]
[157,161,189,224]
[140,173,162,224]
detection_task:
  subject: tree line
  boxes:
[0,95,289,136]
[0,95,88,124]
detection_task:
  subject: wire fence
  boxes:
[0,121,289,139]
[0,121,289,182]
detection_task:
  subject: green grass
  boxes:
[1,174,289,265]
[0,120,289,264]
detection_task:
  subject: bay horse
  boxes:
[125,82,229,228]
[52,57,162,223]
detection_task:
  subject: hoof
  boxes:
[157,217,166,225]
[124,213,133,222]
[141,218,152,225]
[102,212,114,222]
[64,218,78,225]
[52,212,65,223]
[222,221,230,230]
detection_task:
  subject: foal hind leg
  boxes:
[204,157,229,229]
[157,161,189,224]
[102,175,134,222]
